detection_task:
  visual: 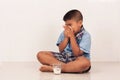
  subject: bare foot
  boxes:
[40,65,53,72]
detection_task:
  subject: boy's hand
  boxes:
[63,25,74,38]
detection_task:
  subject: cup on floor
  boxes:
[52,63,62,75]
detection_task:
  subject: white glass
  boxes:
[52,63,61,75]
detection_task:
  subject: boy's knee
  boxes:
[84,60,90,68]
[80,60,91,72]
[78,57,90,67]
[37,51,44,60]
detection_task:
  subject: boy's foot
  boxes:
[40,65,53,72]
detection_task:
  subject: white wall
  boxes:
[0,0,120,62]
[87,1,120,62]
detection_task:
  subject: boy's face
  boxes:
[65,19,83,34]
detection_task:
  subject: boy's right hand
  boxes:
[63,25,73,38]
[63,25,69,38]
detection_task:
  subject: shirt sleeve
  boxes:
[79,32,91,53]
[56,32,64,46]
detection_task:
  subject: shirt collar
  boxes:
[76,26,85,39]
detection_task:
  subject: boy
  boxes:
[37,9,91,73]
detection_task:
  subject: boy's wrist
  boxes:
[65,37,69,40]
[70,34,75,39]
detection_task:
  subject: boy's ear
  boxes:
[79,20,83,24]
[78,20,83,26]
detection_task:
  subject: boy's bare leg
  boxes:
[62,56,91,73]
[39,56,90,73]
[37,51,90,73]
[37,51,65,71]
[37,51,65,65]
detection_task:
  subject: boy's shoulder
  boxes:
[84,30,91,37]
[82,30,91,40]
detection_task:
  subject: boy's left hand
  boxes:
[63,25,74,38]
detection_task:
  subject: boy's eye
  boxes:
[65,24,72,27]
[68,24,71,26]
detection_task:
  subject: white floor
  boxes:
[0,62,120,80]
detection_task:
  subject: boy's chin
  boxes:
[73,31,75,34]
[74,31,79,35]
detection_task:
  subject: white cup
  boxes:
[52,63,62,75]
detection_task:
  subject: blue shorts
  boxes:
[51,51,76,63]
[51,51,91,73]
[51,51,90,63]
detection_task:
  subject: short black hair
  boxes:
[63,9,83,21]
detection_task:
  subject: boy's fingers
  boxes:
[63,25,67,29]
[68,26,72,29]
[63,25,68,28]
[64,26,70,30]
[69,26,73,32]
[63,25,73,32]
[66,26,73,31]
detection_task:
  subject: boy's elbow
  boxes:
[59,48,64,53]
[59,49,62,53]
[74,50,83,57]
[58,47,64,53]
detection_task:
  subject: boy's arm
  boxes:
[70,35,83,57]
[58,37,69,52]
[58,26,71,52]
[64,26,83,57]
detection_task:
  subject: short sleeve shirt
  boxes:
[56,27,91,59]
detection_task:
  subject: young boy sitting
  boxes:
[37,9,91,73]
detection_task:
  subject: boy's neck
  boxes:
[75,25,83,35]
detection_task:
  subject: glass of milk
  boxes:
[52,63,61,75]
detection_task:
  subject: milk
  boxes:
[52,63,61,75]
[53,67,61,74]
